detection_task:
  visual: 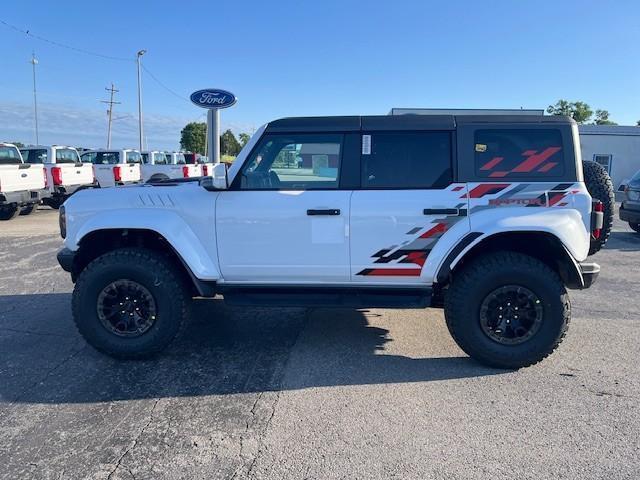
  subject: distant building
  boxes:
[578,125,640,190]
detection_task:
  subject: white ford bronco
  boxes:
[57,115,612,369]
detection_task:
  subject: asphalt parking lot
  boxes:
[1,206,639,480]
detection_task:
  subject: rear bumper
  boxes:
[0,188,49,206]
[579,262,600,289]
[620,205,640,224]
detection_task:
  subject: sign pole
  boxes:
[207,108,221,164]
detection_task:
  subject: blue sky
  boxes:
[1,0,639,149]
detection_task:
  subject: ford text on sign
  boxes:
[190,89,237,109]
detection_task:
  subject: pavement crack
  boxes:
[107,399,160,480]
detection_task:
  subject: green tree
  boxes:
[547,99,593,124]
[594,109,617,125]
[11,141,24,148]
[180,122,206,154]
[221,129,241,156]
[239,133,251,147]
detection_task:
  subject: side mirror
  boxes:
[212,163,228,190]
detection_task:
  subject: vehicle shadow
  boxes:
[0,293,503,404]
[603,231,640,251]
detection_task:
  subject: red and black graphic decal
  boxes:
[479,146,562,178]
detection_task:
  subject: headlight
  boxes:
[59,205,66,239]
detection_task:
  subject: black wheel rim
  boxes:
[479,285,543,345]
[97,280,157,337]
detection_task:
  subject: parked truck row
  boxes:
[0,143,209,221]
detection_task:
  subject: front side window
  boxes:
[55,148,80,164]
[154,153,167,164]
[20,149,48,164]
[175,153,186,164]
[361,132,452,189]
[475,129,564,178]
[239,134,342,190]
[126,152,142,164]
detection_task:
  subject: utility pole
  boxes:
[30,52,39,144]
[136,49,146,151]
[101,83,120,149]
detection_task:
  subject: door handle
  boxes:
[423,208,467,216]
[307,209,340,216]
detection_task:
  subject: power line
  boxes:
[141,64,190,102]
[0,19,132,62]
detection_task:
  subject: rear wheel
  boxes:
[444,251,570,369]
[20,204,37,215]
[72,248,190,359]
[630,222,640,233]
[0,205,19,221]
[582,161,615,254]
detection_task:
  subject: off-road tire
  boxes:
[72,247,190,359]
[19,204,37,215]
[444,251,570,369]
[583,160,615,255]
[629,222,640,233]
[0,205,19,221]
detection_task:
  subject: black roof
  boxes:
[265,114,574,133]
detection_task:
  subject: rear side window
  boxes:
[474,129,564,178]
[55,148,79,164]
[361,132,452,189]
[20,149,48,164]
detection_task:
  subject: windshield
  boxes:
[20,149,48,164]
[55,148,80,164]
[0,145,23,165]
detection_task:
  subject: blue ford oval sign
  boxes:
[190,89,237,109]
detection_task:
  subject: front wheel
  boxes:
[629,222,640,233]
[72,248,190,359]
[444,252,570,369]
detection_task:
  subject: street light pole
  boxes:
[136,49,146,151]
[30,52,39,144]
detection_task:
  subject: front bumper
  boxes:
[620,204,640,224]
[57,248,76,273]
[579,262,600,289]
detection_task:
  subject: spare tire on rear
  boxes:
[582,160,615,255]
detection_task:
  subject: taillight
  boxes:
[592,200,604,239]
[202,165,208,176]
[43,168,48,188]
[182,166,190,178]
[51,166,63,186]
[113,166,122,182]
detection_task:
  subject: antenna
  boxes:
[101,83,121,148]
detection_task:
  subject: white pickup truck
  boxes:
[0,143,49,220]
[166,152,201,177]
[184,152,213,176]
[80,149,142,187]
[141,151,189,182]
[20,145,95,209]
[57,115,613,368]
